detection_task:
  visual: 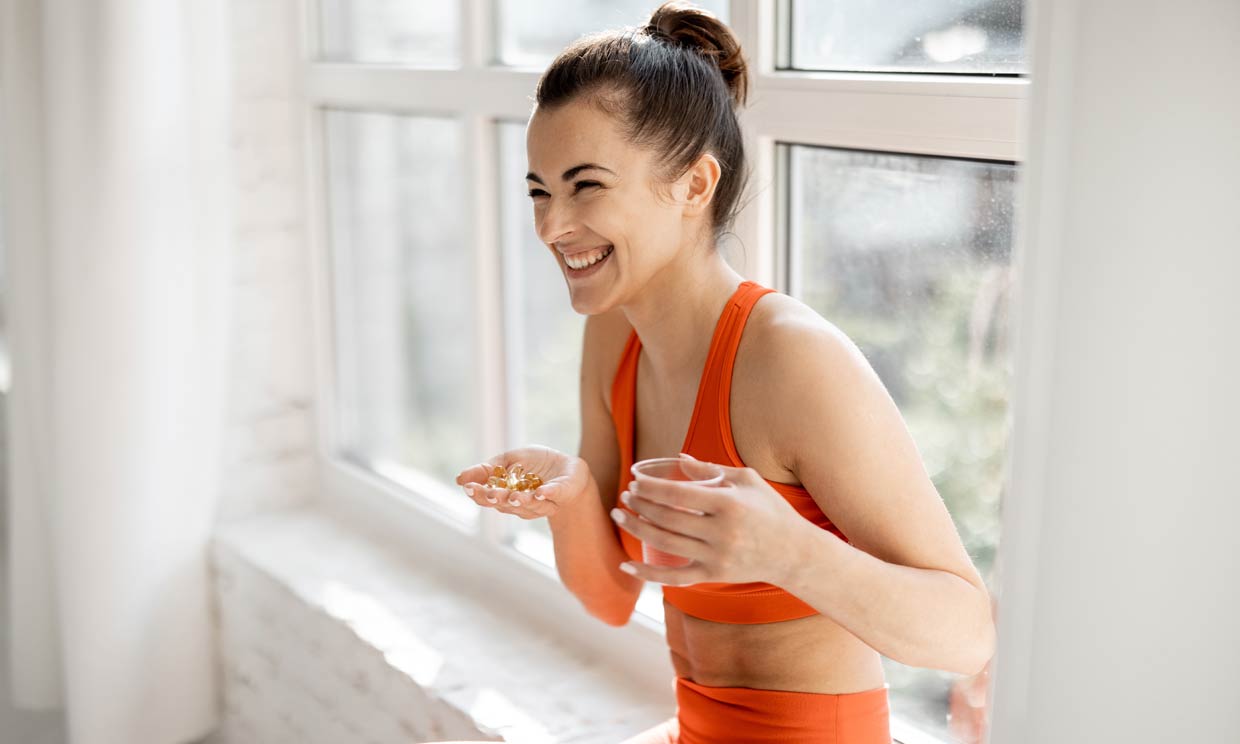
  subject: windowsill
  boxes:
[211,503,676,742]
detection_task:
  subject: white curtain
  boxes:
[2,1,233,743]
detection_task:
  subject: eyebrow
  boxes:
[525,163,617,185]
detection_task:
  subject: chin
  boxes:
[566,288,611,317]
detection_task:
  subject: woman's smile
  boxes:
[563,244,614,278]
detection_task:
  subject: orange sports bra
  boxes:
[610,279,851,624]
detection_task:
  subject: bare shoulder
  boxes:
[582,306,635,416]
[743,291,864,391]
[739,291,879,469]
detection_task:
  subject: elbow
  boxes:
[577,587,639,627]
[600,610,633,627]
[591,602,635,627]
[956,613,997,678]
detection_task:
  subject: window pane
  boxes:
[325,110,478,527]
[496,0,728,68]
[319,0,459,66]
[786,144,1015,742]
[789,0,1026,74]
[497,121,585,556]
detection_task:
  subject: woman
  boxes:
[451,3,995,742]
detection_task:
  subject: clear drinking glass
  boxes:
[629,457,723,569]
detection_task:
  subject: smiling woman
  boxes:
[450,2,995,743]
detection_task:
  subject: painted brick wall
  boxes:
[219,0,318,524]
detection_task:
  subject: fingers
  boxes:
[456,459,501,488]
[611,501,708,562]
[463,482,506,506]
[621,559,703,587]
[630,476,718,516]
[621,489,710,537]
[462,480,557,520]
[497,482,560,518]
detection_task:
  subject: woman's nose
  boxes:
[535,198,576,246]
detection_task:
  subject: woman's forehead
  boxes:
[526,103,637,176]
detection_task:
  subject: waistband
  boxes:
[674,676,891,744]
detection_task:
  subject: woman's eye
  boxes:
[526,181,601,199]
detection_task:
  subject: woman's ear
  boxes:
[681,152,721,215]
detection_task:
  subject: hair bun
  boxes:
[644,1,749,108]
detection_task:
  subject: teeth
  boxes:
[566,245,613,270]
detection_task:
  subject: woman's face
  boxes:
[525,97,700,315]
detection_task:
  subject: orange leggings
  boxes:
[622,676,892,744]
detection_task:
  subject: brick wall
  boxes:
[218,0,318,524]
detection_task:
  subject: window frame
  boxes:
[299,0,1027,735]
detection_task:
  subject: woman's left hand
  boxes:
[611,454,811,587]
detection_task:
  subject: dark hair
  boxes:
[532,1,751,246]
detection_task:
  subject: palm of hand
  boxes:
[455,445,587,517]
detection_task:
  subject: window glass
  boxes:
[324,109,478,526]
[320,0,459,66]
[496,0,728,68]
[786,143,1015,741]
[789,0,1026,74]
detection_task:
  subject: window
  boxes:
[785,0,1025,74]
[323,110,479,527]
[307,3,1026,742]
[496,0,727,67]
[319,0,460,66]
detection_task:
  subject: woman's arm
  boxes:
[548,467,642,626]
[766,314,995,676]
[776,518,994,676]
[549,310,643,627]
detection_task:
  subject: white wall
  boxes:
[219,0,320,522]
[989,1,1240,741]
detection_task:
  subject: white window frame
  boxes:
[298,0,1027,735]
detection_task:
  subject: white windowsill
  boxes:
[212,504,678,742]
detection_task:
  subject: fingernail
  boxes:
[679,452,696,460]
[485,492,497,503]
[620,490,631,507]
[464,485,475,496]
[508,497,521,506]
[619,562,637,575]
[534,492,545,501]
[610,508,625,523]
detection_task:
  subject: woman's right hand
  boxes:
[454,445,590,520]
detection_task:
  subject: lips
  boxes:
[564,244,614,271]
[564,244,614,277]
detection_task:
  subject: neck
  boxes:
[619,244,745,382]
